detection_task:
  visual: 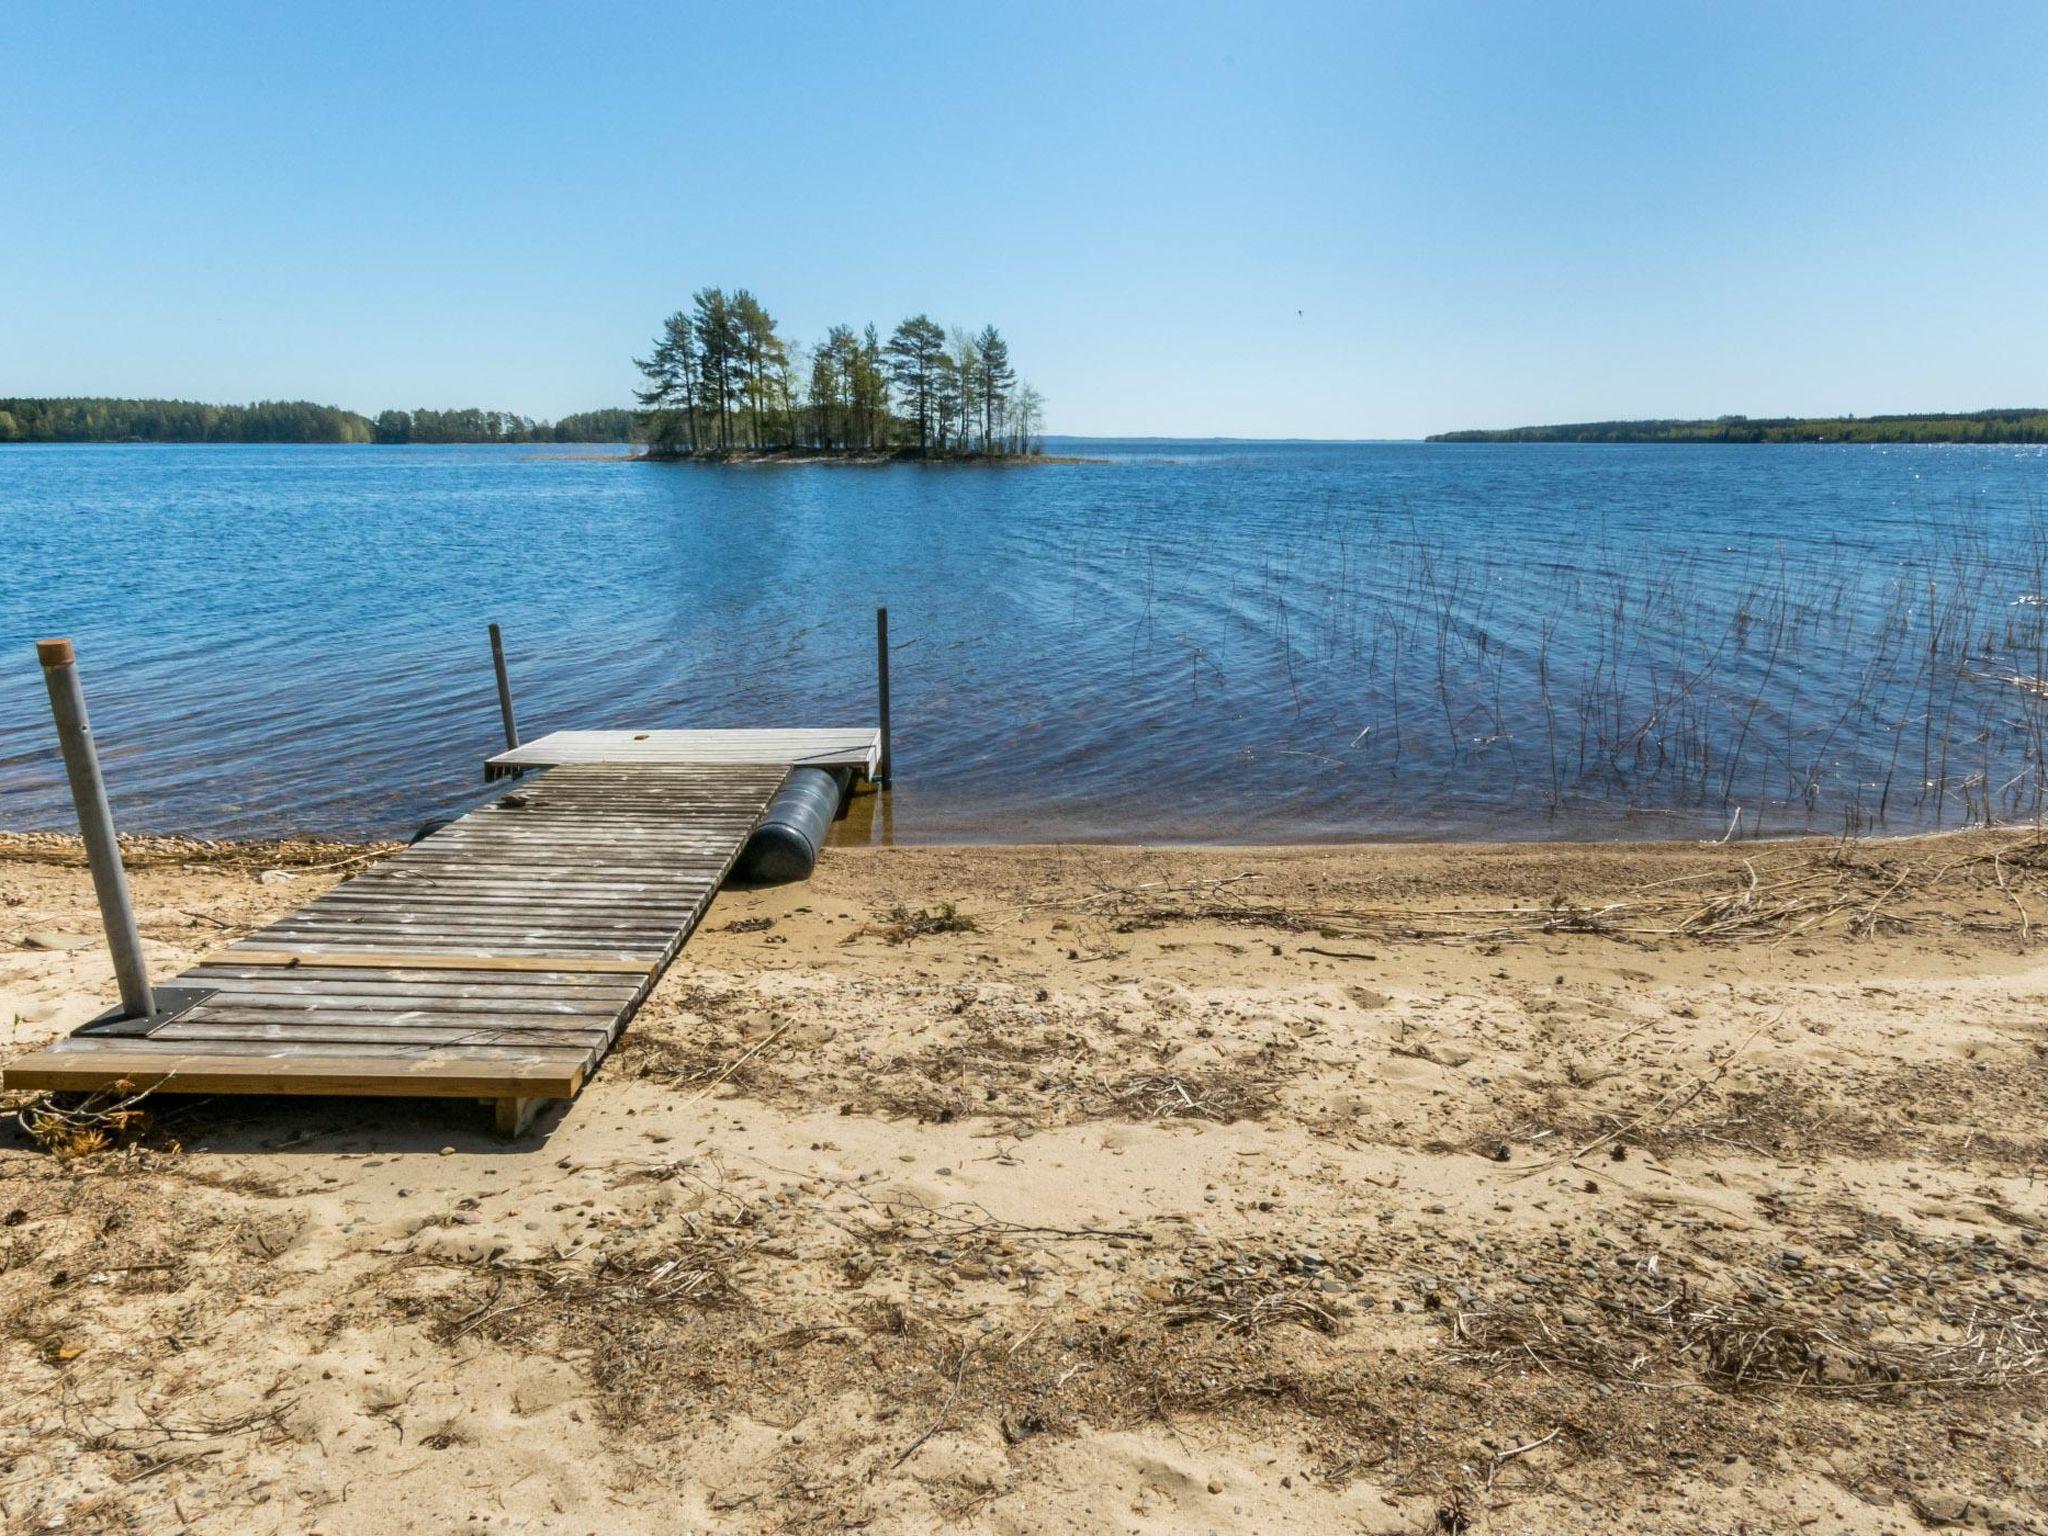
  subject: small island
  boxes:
[632,288,1045,461]
[1428,408,2048,444]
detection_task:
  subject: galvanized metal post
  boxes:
[874,606,892,786]
[36,639,154,1020]
[488,622,520,751]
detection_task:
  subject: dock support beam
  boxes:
[36,639,154,1021]
[493,1096,543,1139]
[875,606,892,786]
[488,622,520,751]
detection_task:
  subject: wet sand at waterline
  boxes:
[1,830,2044,1533]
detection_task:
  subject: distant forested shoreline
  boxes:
[634,288,1043,459]
[1429,409,2048,444]
[0,398,638,444]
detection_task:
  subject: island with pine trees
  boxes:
[632,288,1046,461]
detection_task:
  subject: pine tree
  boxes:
[942,329,981,451]
[692,288,740,450]
[975,325,1014,453]
[857,325,886,449]
[633,311,700,452]
[813,324,862,449]
[732,289,783,448]
[885,314,947,454]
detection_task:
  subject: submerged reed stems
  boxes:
[1213,492,2048,837]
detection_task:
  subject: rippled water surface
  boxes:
[4,440,2048,843]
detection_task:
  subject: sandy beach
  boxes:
[2,829,2045,1533]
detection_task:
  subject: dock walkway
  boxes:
[3,729,879,1135]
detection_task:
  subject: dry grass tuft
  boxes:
[1163,1253,1347,1337]
[1112,1069,1285,1123]
[1452,1284,2048,1397]
[10,1085,167,1160]
[878,902,979,943]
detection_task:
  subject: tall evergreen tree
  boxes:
[732,289,782,448]
[692,288,740,449]
[975,325,1014,453]
[884,314,947,454]
[855,325,886,449]
[812,325,860,448]
[941,329,981,451]
[633,310,700,452]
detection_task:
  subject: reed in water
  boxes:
[1246,495,2048,836]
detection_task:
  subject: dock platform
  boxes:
[2,729,880,1135]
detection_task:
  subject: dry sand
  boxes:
[1,828,2045,1533]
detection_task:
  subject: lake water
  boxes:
[4,440,2048,844]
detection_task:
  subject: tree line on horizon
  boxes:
[633,288,1044,457]
[370,406,635,444]
[0,398,638,445]
[1429,408,2048,444]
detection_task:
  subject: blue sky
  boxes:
[4,1,2044,437]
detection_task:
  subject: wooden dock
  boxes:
[2,729,880,1135]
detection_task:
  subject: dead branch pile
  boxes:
[879,902,979,943]
[1164,1253,1347,1337]
[425,1225,754,1351]
[9,1084,164,1160]
[1112,1070,1286,1123]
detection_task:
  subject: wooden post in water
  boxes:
[875,606,892,786]
[36,639,155,1020]
[488,622,520,751]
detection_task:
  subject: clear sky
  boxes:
[4,1,2045,438]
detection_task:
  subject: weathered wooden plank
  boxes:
[329,890,715,906]
[269,910,686,930]
[249,933,673,955]
[352,866,728,880]
[353,868,727,882]
[386,855,737,868]
[39,1035,594,1064]
[181,965,641,991]
[388,844,746,859]
[487,728,878,773]
[260,916,682,938]
[324,875,720,890]
[296,907,705,926]
[188,991,620,1016]
[214,949,655,974]
[154,1020,613,1048]
[234,944,662,962]
[2,1046,586,1098]
[182,973,641,1001]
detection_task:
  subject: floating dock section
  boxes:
[3,729,880,1135]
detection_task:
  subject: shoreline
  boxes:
[3,827,2045,1530]
[0,816,2020,865]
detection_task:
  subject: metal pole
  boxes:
[874,606,892,786]
[488,622,519,750]
[37,639,154,1020]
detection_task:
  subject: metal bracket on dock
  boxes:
[72,986,218,1040]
